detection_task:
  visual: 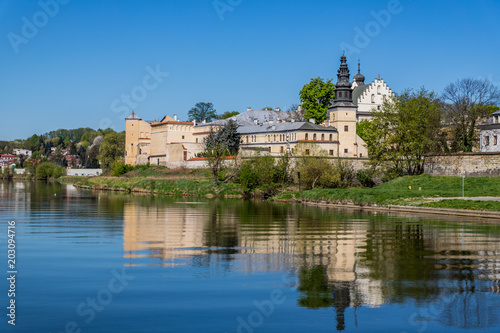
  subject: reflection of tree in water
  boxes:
[439,291,498,329]
[297,265,355,331]
[297,265,333,309]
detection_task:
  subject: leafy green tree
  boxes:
[98,132,125,170]
[364,88,444,177]
[48,147,65,166]
[36,162,55,180]
[188,102,217,122]
[299,77,335,124]
[442,78,500,152]
[356,119,372,142]
[203,120,239,184]
[217,111,239,119]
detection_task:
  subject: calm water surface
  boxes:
[1,181,500,332]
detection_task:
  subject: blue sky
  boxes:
[1,0,499,140]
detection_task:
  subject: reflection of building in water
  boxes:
[123,202,207,265]
[123,201,384,311]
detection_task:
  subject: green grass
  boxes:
[273,174,500,210]
[419,199,500,211]
[72,169,245,198]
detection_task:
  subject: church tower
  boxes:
[329,55,361,157]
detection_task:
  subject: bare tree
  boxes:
[442,78,500,152]
[288,103,305,121]
[203,120,239,184]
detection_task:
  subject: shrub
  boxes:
[36,162,55,180]
[357,169,375,187]
[111,160,134,176]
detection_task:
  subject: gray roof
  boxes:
[237,121,337,135]
[125,111,141,120]
[493,110,500,116]
[352,85,369,105]
[200,110,297,127]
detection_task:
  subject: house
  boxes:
[478,110,500,152]
[13,149,32,158]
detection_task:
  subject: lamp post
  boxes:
[462,172,465,198]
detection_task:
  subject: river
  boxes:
[1,180,500,332]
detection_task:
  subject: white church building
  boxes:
[349,62,394,121]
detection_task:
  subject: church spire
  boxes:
[334,55,353,103]
[353,60,365,85]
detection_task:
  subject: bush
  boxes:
[111,160,134,176]
[36,162,56,180]
[332,159,356,188]
[52,166,66,179]
[357,169,375,188]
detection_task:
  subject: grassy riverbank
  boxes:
[273,174,500,211]
[66,166,245,197]
[62,168,500,211]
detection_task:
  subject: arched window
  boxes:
[321,134,324,141]
[371,94,375,103]
[305,133,308,140]
[329,134,333,141]
[377,85,381,94]
[274,135,276,142]
[313,134,317,140]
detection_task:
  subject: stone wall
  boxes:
[67,169,103,176]
[424,153,500,177]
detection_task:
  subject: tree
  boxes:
[294,142,337,189]
[364,88,444,178]
[86,136,103,168]
[442,78,500,152]
[203,119,239,184]
[299,77,335,124]
[217,111,239,119]
[98,132,125,170]
[188,102,217,122]
[287,103,305,121]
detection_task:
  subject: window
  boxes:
[329,134,333,141]
[182,135,185,140]
[377,106,380,110]
[371,94,375,103]
[344,148,348,154]
[360,153,363,158]
[329,150,334,156]
[196,138,198,143]
[274,135,276,142]
[246,136,249,143]
[321,134,324,141]
[344,125,348,132]
[268,147,271,153]
[486,136,490,146]
[495,136,498,145]
[305,133,309,140]
[377,85,381,94]
[495,116,499,123]
[313,134,317,140]
[339,92,342,98]
[183,151,187,161]
[305,149,310,155]
[280,146,284,153]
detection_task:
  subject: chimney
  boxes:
[291,119,295,123]
[272,125,276,131]
[253,117,258,125]
[247,107,251,112]
[174,114,178,121]
[309,118,315,123]
[202,119,206,124]
[193,119,197,126]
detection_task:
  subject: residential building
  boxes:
[13,149,32,158]
[478,110,500,152]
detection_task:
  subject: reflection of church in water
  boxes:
[122,201,500,331]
